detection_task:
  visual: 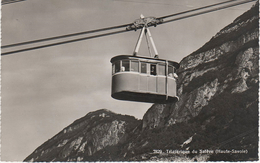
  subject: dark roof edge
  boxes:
[110,55,180,69]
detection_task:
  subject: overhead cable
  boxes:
[161,0,256,24]
[2,0,250,49]
[1,23,131,49]
[2,0,26,5]
[1,30,128,56]
[2,0,256,55]
[158,0,239,19]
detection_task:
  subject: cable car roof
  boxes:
[110,55,180,69]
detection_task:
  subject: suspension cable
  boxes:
[158,0,239,19]
[162,0,256,24]
[2,0,256,55]
[1,30,128,56]
[2,0,26,5]
[1,23,131,49]
[2,0,253,49]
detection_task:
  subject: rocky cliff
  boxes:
[24,2,259,162]
[143,2,259,129]
[24,109,141,161]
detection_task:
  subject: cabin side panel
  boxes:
[112,73,139,94]
[167,78,177,97]
[148,76,157,93]
[157,76,166,94]
[139,74,148,92]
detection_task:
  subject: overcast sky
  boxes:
[1,0,255,161]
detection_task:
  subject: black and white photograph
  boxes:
[1,0,259,161]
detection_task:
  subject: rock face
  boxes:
[24,2,259,162]
[24,109,141,162]
[143,2,259,129]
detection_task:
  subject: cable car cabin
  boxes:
[110,55,180,103]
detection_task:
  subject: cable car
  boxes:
[110,14,180,103]
[111,55,179,103]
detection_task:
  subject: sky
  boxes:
[1,0,255,161]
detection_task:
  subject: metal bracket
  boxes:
[126,15,163,31]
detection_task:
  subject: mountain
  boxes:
[24,2,259,162]
[24,109,141,161]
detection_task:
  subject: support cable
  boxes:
[2,0,256,55]
[1,23,131,49]
[2,0,26,5]
[161,0,256,24]
[1,30,128,56]
[2,0,253,49]
[158,0,239,19]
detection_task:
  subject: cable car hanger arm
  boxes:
[133,14,159,58]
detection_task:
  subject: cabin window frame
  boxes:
[112,58,176,77]
[130,60,139,72]
[112,60,121,75]
[121,59,130,72]
[157,63,166,76]
[168,65,175,78]
[150,63,157,76]
[140,61,147,74]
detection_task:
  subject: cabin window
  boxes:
[168,65,174,77]
[131,60,139,72]
[158,64,165,76]
[121,60,130,71]
[113,61,120,74]
[141,62,147,74]
[150,64,157,75]
[112,64,115,74]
